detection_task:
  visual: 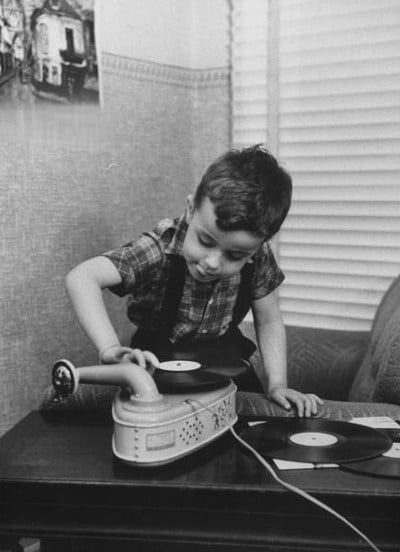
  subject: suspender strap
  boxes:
[231,261,255,327]
[132,253,255,354]
[158,255,186,335]
[159,255,255,333]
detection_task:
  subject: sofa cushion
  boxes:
[237,391,400,420]
[349,274,400,403]
[240,322,368,400]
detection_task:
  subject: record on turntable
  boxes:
[341,442,400,478]
[153,359,247,393]
[241,418,392,464]
[158,360,201,372]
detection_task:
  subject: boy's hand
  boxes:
[268,385,323,417]
[99,345,160,374]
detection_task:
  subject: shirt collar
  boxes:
[164,209,189,256]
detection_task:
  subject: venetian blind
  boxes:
[231,0,400,331]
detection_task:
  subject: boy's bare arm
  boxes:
[252,293,323,417]
[65,257,159,368]
[65,256,124,353]
[251,292,287,392]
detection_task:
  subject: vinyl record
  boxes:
[202,363,248,379]
[153,361,248,393]
[241,418,392,464]
[153,367,230,393]
[341,443,400,478]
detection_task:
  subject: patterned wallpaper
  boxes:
[0,53,230,435]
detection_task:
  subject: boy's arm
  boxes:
[65,256,159,368]
[252,292,322,417]
[66,256,123,353]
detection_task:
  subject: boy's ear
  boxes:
[186,194,194,217]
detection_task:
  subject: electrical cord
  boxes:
[186,399,382,552]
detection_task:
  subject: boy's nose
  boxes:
[204,251,221,272]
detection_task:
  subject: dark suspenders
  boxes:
[158,255,187,337]
[131,251,256,360]
[159,254,255,333]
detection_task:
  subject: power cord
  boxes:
[186,399,382,552]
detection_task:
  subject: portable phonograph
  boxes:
[52,358,241,467]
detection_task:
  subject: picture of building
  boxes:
[0,0,98,104]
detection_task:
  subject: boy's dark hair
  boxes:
[193,145,292,240]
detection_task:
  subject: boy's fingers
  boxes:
[120,349,160,374]
[118,346,136,359]
[310,399,318,416]
[127,348,146,368]
[270,388,324,418]
[280,389,304,416]
[307,394,323,416]
[270,389,323,418]
[294,397,304,417]
[271,390,291,412]
[142,351,160,372]
[142,350,159,364]
[102,346,131,363]
[302,398,311,418]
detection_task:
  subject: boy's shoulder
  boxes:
[143,217,181,249]
[150,217,176,238]
[102,217,184,289]
[143,214,187,257]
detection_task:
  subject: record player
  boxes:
[52,359,237,467]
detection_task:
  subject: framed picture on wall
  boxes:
[0,0,99,105]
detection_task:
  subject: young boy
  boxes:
[66,145,322,416]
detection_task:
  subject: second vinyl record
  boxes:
[241,418,392,464]
[341,443,400,478]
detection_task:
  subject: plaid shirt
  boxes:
[103,211,284,343]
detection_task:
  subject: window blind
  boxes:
[231,0,400,331]
[231,0,270,147]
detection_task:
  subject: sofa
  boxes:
[238,273,400,419]
[41,274,400,420]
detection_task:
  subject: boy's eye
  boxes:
[226,252,247,262]
[198,236,213,248]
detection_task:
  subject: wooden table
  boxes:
[0,411,399,551]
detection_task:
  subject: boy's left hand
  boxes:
[268,385,323,417]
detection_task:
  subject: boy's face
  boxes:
[182,197,263,282]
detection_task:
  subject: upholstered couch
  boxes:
[238,274,400,419]
[41,275,400,420]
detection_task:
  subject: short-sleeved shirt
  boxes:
[103,211,284,343]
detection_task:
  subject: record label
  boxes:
[159,360,201,372]
[241,418,392,464]
[289,431,338,447]
[383,443,400,458]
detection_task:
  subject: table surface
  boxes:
[0,411,399,551]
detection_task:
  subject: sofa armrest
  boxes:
[240,322,369,401]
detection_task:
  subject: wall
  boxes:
[98,0,229,69]
[0,0,230,435]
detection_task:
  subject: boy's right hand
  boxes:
[99,345,160,374]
